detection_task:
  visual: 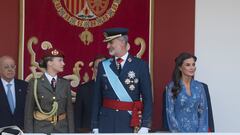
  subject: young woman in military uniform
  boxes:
[24,48,74,134]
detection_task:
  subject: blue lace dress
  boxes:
[165,80,208,132]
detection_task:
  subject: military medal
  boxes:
[124,71,139,91]
[128,71,135,79]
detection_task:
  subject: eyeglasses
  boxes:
[2,65,16,70]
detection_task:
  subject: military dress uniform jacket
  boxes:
[24,74,74,134]
[91,54,153,133]
[0,79,28,129]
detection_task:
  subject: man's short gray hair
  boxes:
[117,35,128,45]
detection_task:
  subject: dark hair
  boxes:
[38,57,53,68]
[171,52,197,99]
[93,54,107,63]
[93,54,107,68]
[118,35,128,45]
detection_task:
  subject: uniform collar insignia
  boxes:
[128,57,132,62]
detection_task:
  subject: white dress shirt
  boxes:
[44,72,57,84]
[115,52,129,68]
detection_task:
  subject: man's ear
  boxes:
[126,43,130,51]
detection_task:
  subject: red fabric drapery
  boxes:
[23,0,150,82]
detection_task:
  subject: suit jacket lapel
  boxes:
[55,78,64,96]
[109,58,119,76]
[14,80,25,115]
[14,80,20,114]
[40,75,54,94]
[120,54,133,76]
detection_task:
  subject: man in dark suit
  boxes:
[91,28,153,133]
[0,56,28,130]
[74,55,106,133]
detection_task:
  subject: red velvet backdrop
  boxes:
[23,0,150,81]
[8,0,196,131]
[152,0,195,130]
[0,1,19,62]
[0,0,196,131]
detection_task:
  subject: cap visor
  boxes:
[103,34,122,43]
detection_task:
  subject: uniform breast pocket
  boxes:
[57,89,68,108]
[37,90,52,104]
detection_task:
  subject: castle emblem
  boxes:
[53,0,122,45]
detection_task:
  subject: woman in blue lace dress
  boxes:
[165,52,208,132]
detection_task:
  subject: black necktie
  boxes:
[51,78,56,91]
[116,58,123,74]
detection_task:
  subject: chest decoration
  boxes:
[124,71,139,91]
[128,57,132,62]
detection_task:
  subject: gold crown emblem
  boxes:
[51,49,59,56]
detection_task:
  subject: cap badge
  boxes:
[51,49,59,56]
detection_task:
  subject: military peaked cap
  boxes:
[103,27,128,42]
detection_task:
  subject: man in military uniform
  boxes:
[91,28,153,133]
[24,48,74,134]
